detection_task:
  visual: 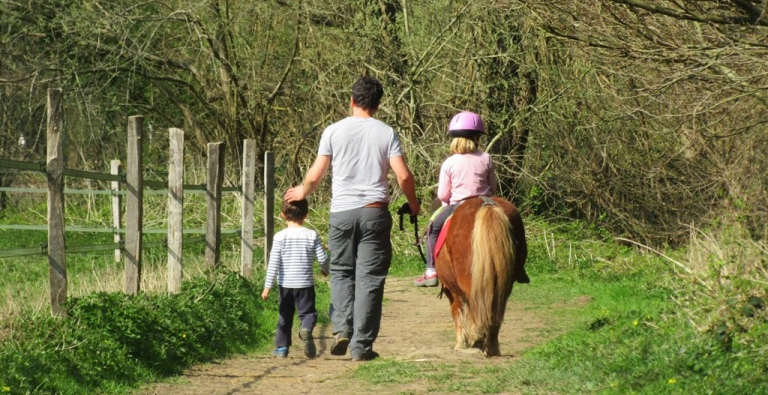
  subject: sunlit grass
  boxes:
[2,185,766,394]
[351,218,768,394]
[0,186,270,325]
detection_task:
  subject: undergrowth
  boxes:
[0,270,272,394]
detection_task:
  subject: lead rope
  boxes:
[397,203,427,264]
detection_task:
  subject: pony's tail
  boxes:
[469,203,516,338]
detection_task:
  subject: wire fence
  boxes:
[0,165,247,260]
[0,89,275,316]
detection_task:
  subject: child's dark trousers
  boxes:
[275,286,317,348]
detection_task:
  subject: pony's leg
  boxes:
[451,300,462,349]
[445,293,463,350]
[442,289,462,349]
[453,299,473,350]
[482,324,501,357]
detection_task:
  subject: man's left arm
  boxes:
[390,155,420,216]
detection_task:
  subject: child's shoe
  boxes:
[272,347,288,357]
[299,328,316,358]
[413,273,438,287]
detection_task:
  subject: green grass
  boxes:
[352,220,768,395]
[0,191,255,322]
[0,270,273,394]
[0,189,283,393]
[354,269,767,394]
[2,193,766,394]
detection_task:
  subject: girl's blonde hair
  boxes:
[450,136,479,154]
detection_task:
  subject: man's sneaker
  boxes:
[351,350,380,362]
[299,328,316,358]
[413,273,438,287]
[330,332,350,356]
[272,347,288,357]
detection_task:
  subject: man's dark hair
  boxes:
[351,76,384,111]
[282,199,309,221]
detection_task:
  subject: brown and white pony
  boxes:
[435,196,527,356]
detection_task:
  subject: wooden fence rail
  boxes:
[0,88,275,314]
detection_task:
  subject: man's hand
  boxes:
[261,288,270,300]
[408,201,420,217]
[286,155,331,202]
[284,185,306,202]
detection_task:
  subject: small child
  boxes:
[414,111,530,287]
[262,198,329,358]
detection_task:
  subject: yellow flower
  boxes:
[668,378,677,384]
[633,320,639,326]
[182,333,187,338]
[610,382,619,387]
[2,387,10,392]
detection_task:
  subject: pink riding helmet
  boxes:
[448,111,485,138]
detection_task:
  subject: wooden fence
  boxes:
[0,88,275,316]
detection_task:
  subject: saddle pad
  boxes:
[434,215,453,260]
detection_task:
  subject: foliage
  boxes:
[1,1,767,389]
[353,218,768,394]
[0,270,268,394]
[519,0,768,244]
[3,0,767,246]
[514,306,768,394]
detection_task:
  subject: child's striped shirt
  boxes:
[264,226,328,289]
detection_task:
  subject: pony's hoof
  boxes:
[455,347,482,355]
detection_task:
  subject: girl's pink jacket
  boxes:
[437,152,496,206]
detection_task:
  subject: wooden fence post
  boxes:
[125,116,144,295]
[263,151,274,268]
[111,160,123,263]
[46,88,67,317]
[240,139,256,278]
[168,128,184,293]
[205,142,225,269]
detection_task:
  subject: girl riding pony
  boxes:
[414,111,530,287]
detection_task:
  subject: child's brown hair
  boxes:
[282,198,308,221]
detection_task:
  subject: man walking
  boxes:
[285,76,420,361]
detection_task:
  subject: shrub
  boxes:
[0,270,267,394]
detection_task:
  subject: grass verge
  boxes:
[352,219,768,395]
[0,270,274,394]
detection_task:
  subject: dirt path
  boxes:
[137,277,547,395]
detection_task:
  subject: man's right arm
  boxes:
[389,155,420,216]
[285,155,331,202]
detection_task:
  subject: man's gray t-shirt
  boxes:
[318,116,403,213]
